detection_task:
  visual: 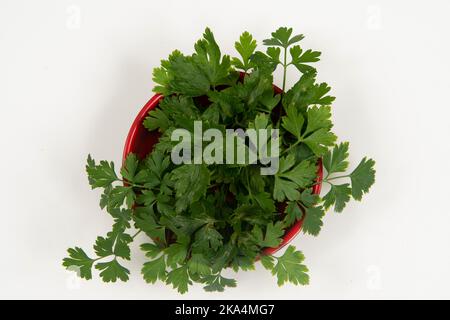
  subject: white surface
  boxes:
[1,0,449,299]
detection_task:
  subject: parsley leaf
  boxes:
[323,142,350,174]
[171,164,210,213]
[194,224,223,251]
[232,31,257,72]
[302,206,325,236]
[193,27,231,87]
[284,201,303,226]
[266,47,281,65]
[62,247,94,280]
[350,157,376,201]
[260,254,275,270]
[188,254,211,275]
[142,256,166,284]
[166,265,192,294]
[303,128,337,156]
[121,153,139,182]
[152,65,171,96]
[300,189,320,207]
[252,221,284,248]
[101,228,133,260]
[94,236,114,258]
[284,190,324,236]
[202,274,237,292]
[263,27,304,48]
[145,148,171,180]
[252,191,276,214]
[290,45,321,74]
[107,186,135,209]
[282,104,336,156]
[86,155,118,189]
[283,71,335,111]
[95,259,130,283]
[235,69,274,108]
[304,105,333,136]
[282,105,304,140]
[272,246,309,286]
[322,144,375,211]
[274,155,317,201]
[166,52,211,96]
[144,96,200,133]
[165,242,188,268]
[143,107,170,132]
[141,243,163,259]
[153,28,232,97]
[261,246,309,286]
[323,183,352,213]
[263,222,284,247]
[133,207,165,242]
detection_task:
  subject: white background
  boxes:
[1,0,449,299]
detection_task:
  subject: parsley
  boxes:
[63,27,376,293]
[321,143,376,212]
[261,245,310,286]
[232,31,257,72]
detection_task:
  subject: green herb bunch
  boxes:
[63,27,376,293]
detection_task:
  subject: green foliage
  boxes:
[171,164,210,213]
[152,28,231,97]
[251,222,284,248]
[63,27,375,294]
[86,155,118,189]
[202,274,237,292]
[273,155,317,201]
[263,27,304,48]
[232,31,257,72]
[290,45,321,74]
[321,143,376,212]
[350,157,376,201]
[166,265,191,294]
[142,256,166,284]
[261,245,309,286]
[62,247,94,280]
[95,259,130,283]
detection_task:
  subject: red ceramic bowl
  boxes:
[123,85,323,255]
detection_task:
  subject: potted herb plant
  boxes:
[63,27,376,293]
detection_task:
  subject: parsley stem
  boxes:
[311,179,330,187]
[256,107,270,113]
[282,46,288,92]
[246,172,253,198]
[93,256,107,262]
[311,174,350,188]
[120,180,149,189]
[325,175,350,182]
[281,140,301,155]
[132,230,142,239]
[276,46,289,129]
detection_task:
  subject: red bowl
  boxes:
[123,87,323,255]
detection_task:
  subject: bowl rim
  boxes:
[123,91,323,256]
